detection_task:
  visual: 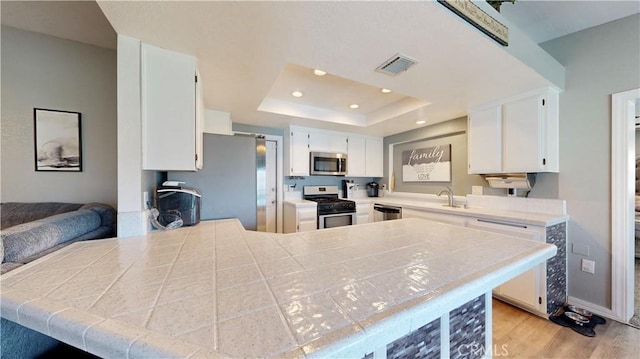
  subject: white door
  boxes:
[265,140,278,233]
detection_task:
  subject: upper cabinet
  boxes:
[309,132,347,153]
[141,43,203,171]
[346,136,366,176]
[284,126,383,177]
[468,87,559,174]
[364,137,383,177]
[284,127,310,176]
[348,135,383,177]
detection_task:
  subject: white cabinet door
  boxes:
[141,43,197,171]
[503,94,545,172]
[283,203,317,233]
[467,105,502,174]
[283,202,297,233]
[347,136,366,177]
[467,88,559,174]
[297,207,317,232]
[298,220,317,232]
[356,214,370,225]
[356,201,371,224]
[289,130,309,176]
[365,137,384,177]
[309,132,348,153]
[466,219,544,314]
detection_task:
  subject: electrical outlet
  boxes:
[472,186,483,195]
[581,259,595,274]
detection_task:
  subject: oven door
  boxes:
[318,212,356,229]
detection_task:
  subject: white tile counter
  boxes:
[1,218,556,358]
[372,193,569,227]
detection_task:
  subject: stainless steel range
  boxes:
[303,186,356,229]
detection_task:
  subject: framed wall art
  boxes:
[34,108,82,172]
[402,144,451,182]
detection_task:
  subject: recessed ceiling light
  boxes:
[291,91,303,98]
[349,104,359,109]
[416,120,426,125]
[381,88,392,93]
[313,69,327,76]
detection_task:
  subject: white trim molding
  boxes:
[568,296,617,321]
[611,88,639,323]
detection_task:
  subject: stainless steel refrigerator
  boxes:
[167,133,266,231]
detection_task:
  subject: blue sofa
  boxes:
[0,202,116,273]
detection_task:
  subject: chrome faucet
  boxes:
[437,186,454,207]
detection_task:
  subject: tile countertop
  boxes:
[0,218,556,358]
[371,194,570,227]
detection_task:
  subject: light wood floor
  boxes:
[493,299,640,358]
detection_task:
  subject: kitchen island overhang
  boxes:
[0,218,557,358]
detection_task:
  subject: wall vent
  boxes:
[375,53,418,76]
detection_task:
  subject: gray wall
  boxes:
[1,26,117,207]
[168,134,258,230]
[383,117,500,197]
[538,14,640,308]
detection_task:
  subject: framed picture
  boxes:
[402,144,452,182]
[34,108,82,172]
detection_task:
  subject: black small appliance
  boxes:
[157,186,202,226]
[366,182,379,197]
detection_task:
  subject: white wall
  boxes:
[1,26,117,207]
[538,14,640,308]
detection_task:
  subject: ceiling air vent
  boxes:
[375,53,418,76]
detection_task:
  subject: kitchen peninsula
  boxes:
[0,218,556,358]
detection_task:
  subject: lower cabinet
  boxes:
[466,219,548,315]
[400,206,566,318]
[355,200,372,225]
[284,203,317,233]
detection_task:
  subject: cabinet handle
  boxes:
[477,218,527,229]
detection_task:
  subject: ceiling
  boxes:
[2,1,638,137]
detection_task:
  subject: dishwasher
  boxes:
[373,203,402,222]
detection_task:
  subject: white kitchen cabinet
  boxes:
[285,126,383,178]
[141,43,202,171]
[284,128,310,176]
[467,87,559,174]
[309,132,348,153]
[347,135,383,177]
[203,109,232,136]
[396,203,564,317]
[365,137,384,177]
[466,218,547,315]
[355,200,372,224]
[347,136,366,177]
[283,202,317,233]
[467,105,502,174]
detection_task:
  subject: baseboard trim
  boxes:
[567,296,620,322]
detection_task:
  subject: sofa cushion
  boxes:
[1,209,101,263]
[1,202,83,230]
[80,203,116,228]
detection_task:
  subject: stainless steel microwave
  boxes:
[310,152,347,176]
